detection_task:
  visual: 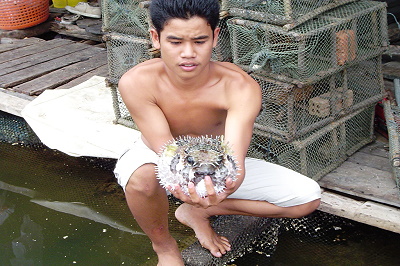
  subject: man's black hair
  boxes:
[150,0,220,35]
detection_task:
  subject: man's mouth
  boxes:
[179,63,197,71]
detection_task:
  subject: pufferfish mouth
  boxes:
[194,164,216,179]
[194,171,216,178]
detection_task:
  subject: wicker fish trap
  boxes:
[101,0,150,36]
[221,0,359,30]
[103,32,159,85]
[248,105,376,181]
[227,0,388,86]
[252,56,384,142]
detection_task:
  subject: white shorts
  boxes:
[114,136,321,207]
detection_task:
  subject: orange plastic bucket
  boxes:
[0,0,49,30]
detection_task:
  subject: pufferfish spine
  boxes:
[156,135,239,197]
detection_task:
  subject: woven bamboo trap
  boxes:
[227,0,388,86]
[252,56,384,142]
[248,105,376,181]
[221,0,359,30]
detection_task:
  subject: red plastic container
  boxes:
[0,0,49,30]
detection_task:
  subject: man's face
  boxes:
[150,16,220,79]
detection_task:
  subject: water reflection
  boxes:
[30,199,144,236]
[0,143,156,265]
[1,142,400,265]
[11,214,43,266]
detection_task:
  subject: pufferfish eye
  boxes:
[186,156,195,165]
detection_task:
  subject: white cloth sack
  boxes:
[21,76,139,158]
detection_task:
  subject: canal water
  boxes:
[1,114,400,265]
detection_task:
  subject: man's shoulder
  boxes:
[118,58,162,93]
[213,62,259,90]
[123,58,163,79]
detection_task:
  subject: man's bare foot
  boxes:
[175,203,231,257]
[153,236,184,266]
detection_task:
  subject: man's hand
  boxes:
[168,176,236,208]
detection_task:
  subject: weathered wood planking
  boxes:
[318,140,400,208]
[1,43,104,89]
[319,190,400,234]
[0,37,44,53]
[55,64,109,91]
[0,42,95,80]
[13,52,108,95]
[0,39,72,65]
[357,139,389,157]
[383,61,400,80]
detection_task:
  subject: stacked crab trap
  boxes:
[222,0,388,181]
[101,0,155,128]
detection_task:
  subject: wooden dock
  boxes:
[0,37,399,236]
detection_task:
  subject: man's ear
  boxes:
[212,27,220,48]
[150,28,161,50]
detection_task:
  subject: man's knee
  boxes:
[125,163,159,197]
[287,198,321,218]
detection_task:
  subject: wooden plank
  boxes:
[347,151,391,171]
[383,45,400,63]
[0,45,104,89]
[319,190,400,234]
[383,61,400,80]
[357,140,389,158]
[55,64,109,91]
[0,41,92,76]
[50,21,103,42]
[0,39,73,65]
[13,52,108,95]
[318,160,400,208]
[0,37,44,53]
[0,89,32,117]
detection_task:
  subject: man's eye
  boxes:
[171,41,181,45]
[195,41,205,44]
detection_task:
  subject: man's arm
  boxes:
[224,74,262,192]
[118,65,173,153]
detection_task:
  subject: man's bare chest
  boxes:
[160,100,227,136]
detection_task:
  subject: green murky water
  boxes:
[1,142,400,266]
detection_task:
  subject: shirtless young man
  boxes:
[114,0,321,265]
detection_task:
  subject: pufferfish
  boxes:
[156,135,239,198]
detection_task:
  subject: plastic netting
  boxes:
[220,0,359,30]
[248,105,376,180]
[227,0,388,86]
[0,110,41,146]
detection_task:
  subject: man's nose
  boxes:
[181,43,196,58]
